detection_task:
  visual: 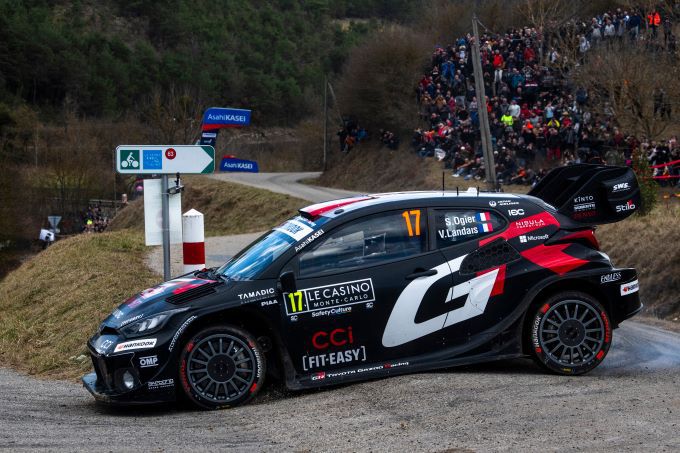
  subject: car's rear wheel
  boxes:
[178,325,265,409]
[528,291,612,375]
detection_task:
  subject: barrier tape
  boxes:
[650,158,680,168]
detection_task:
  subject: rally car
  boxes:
[83,164,643,409]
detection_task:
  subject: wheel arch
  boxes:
[520,277,612,354]
[174,307,291,382]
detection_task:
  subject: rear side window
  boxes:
[299,209,427,276]
[433,209,505,248]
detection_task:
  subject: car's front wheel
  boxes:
[178,325,266,409]
[528,291,612,375]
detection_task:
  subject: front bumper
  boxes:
[82,372,175,406]
[83,338,178,406]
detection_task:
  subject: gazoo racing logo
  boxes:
[284,279,375,318]
[382,255,499,347]
[615,200,636,213]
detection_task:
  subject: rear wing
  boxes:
[528,164,641,225]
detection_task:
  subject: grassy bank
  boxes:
[110,176,307,236]
[599,204,680,318]
[0,231,159,380]
[0,177,306,380]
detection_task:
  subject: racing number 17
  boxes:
[402,210,421,237]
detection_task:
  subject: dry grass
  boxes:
[599,203,680,318]
[110,176,306,236]
[0,177,306,381]
[0,231,159,380]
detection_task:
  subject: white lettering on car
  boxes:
[382,255,499,347]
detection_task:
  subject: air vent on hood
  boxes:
[166,282,220,305]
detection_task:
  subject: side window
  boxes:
[433,209,505,248]
[299,209,427,277]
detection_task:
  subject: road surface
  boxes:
[2,173,679,451]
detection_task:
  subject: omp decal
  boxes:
[114,338,157,352]
[520,244,588,275]
[139,355,159,368]
[382,256,499,347]
[620,280,639,296]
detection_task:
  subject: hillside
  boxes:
[110,175,307,236]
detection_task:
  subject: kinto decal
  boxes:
[382,255,499,347]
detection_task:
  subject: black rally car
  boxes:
[83,164,643,409]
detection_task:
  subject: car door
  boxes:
[278,208,454,378]
[428,207,511,346]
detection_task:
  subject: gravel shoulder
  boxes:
[1,320,679,452]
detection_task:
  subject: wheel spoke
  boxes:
[585,328,602,333]
[573,304,579,320]
[542,329,558,334]
[543,337,560,344]
[186,332,258,404]
[546,318,560,327]
[554,310,564,322]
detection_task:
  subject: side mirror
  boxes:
[278,270,297,294]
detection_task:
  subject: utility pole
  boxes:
[323,75,328,171]
[471,14,498,190]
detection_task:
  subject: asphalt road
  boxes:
[209,171,357,203]
[2,173,679,451]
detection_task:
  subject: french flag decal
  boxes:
[477,212,493,232]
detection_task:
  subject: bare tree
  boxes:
[573,43,680,140]
[141,86,206,145]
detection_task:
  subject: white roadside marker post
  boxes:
[182,209,205,273]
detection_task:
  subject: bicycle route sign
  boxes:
[115,145,215,174]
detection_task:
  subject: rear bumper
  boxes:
[604,269,642,326]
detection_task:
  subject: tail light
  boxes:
[547,229,600,250]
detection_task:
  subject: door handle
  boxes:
[405,269,437,280]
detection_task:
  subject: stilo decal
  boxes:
[620,280,639,296]
[284,279,375,317]
[114,338,157,353]
[382,255,499,347]
[615,200,636,213]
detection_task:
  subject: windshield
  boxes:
[217,215,328,280]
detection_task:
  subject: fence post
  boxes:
[182,209,205,273]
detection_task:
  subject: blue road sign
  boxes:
[202,107,251,128]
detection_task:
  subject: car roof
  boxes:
[300,190,525,221]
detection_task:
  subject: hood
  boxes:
[105,277,219,328]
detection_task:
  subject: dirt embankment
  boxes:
[109,176,306,236]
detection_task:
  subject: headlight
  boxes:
[121,308,188,338]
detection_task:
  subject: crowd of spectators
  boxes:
[411,5,680,187]
[82,205,110,233]
[337,117,368,153]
